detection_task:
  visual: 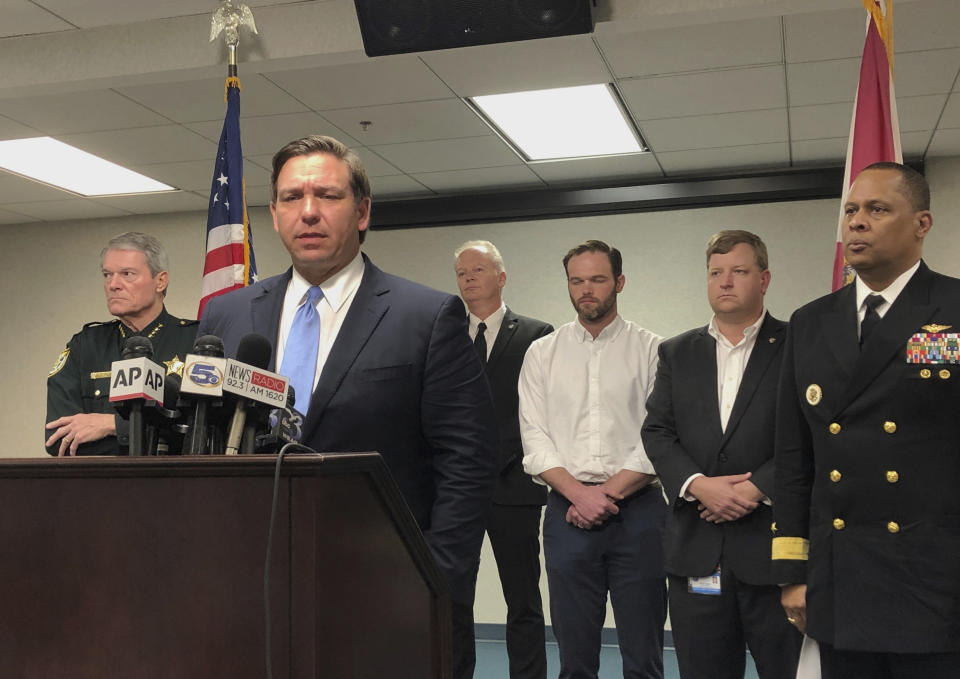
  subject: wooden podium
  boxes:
[0,454,451,679]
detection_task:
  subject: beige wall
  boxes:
[5,157,960,626]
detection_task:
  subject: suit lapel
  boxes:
[691,328,723,438]
[486,308,518,372]
[835,263,936,413]
[301,256,390,438]
[820,283,860,389]
[251,270,291,372]
[720,314,784,447]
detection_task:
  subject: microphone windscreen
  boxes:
[121,335,154,359]
[192,334,225,357]
[286,385,296,409]
[236,333,272,370]
[163,372,182,408]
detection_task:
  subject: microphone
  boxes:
[144,372,184,455]
[110,336,165,457]
[256,385,304,453]
[180,335,227,455]
[222,334,288,455]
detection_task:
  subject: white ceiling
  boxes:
[0,0,958,225]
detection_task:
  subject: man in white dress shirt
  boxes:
[519,239,667,679]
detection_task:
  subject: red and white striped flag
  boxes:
[832,0,902,291]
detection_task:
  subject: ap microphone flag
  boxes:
[198,75,257,317]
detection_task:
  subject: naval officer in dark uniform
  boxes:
[45,232,198,456]
[773,163,960,678]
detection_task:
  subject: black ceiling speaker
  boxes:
[353,0,595,57]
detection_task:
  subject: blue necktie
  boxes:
[281,286,323,416]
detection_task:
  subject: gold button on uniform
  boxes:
[883,421,897,434]
[939,369,951,380]
[94,389,101,397]
[920,368,932,379]
[833,518,845,530]
[829,423,841,435]
[830,470,842,482]
[770,522,777,532]
[886,470,899,483]
[887,521,900,534]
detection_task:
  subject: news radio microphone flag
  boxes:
[198,76,258,317]
[832,0,902,291]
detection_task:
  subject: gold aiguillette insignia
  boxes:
[806,384,822,406]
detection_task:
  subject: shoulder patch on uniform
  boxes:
[178,318,200,326]
[48,348,70,377]
[81,320,112,329]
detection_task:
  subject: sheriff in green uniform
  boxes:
[45,232,197,456]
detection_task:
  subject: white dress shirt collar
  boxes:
[574,313,626,344]
[854,259,920,319]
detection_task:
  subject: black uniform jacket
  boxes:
[643,312,786,584]
[773,261,960,653]
[45,307,198,456]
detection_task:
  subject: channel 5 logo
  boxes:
[188,361,223,387]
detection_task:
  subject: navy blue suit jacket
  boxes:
[199,255,499,603]
[642,312,786,585]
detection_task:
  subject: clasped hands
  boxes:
[689,472,762,524]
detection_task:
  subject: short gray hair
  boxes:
[100,232,169,295]
[453,240,505,273]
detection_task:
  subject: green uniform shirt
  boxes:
[45,307,198,456]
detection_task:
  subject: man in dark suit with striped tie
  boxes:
[455,240,553,679]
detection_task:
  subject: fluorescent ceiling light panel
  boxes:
[0,137,175,196]
[472,84,642,161]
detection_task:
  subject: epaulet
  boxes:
[82,319,115,329]
[175,318,200,327]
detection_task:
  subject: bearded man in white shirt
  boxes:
[519,239,667,679]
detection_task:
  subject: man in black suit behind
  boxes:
[643,230,801,678]
[774,163,960,678]
[454,240,553,679]
[198,135,498,679]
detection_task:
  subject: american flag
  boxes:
[199,76,257,317]
[832,0,901,291]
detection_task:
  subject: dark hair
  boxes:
[563,240,622,278]
[861,161,930,211]
[271,135,372,243]
[705,230,769,270]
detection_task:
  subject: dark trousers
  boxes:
[487,503,547,679]
[819,641,960,679]
[543,487,667,679]
[667,560,801,679]
[452,600,475,679]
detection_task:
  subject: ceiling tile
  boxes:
[658,142,789,175]
[0,172,74,202]
[412,166,545,194]
[642,109,787,153]
[94,190,209,214]
[371,136,521,174]
[0,1,73,38]
[901,130,932,157]
[323,99,490,146]
[3,198,131,221]
[599,16,782,78]
[117,74,308,123]
[623,66,785,120]
[787,58,860,107]
[0,207,39,224]
[926,127,960,156]
[133,159,269,192]
[531,153,662,185]
[38,0,290,29]
[898,94,948,132]
[789,102,851,142]
[783,8,863,64]
[894,48,960,98]
[187,112,359,156]
[421,34,610,97]
[60,125,218,165]
[0,114,41,140]
[0,90,167,134]
[893,0,960,53]
[353,147,403,177]
[370,175,433,199]
[791,137,846,166]
[937,92,960,128]
[265,56,453,110]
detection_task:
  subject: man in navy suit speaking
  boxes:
[198,135,498,679]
